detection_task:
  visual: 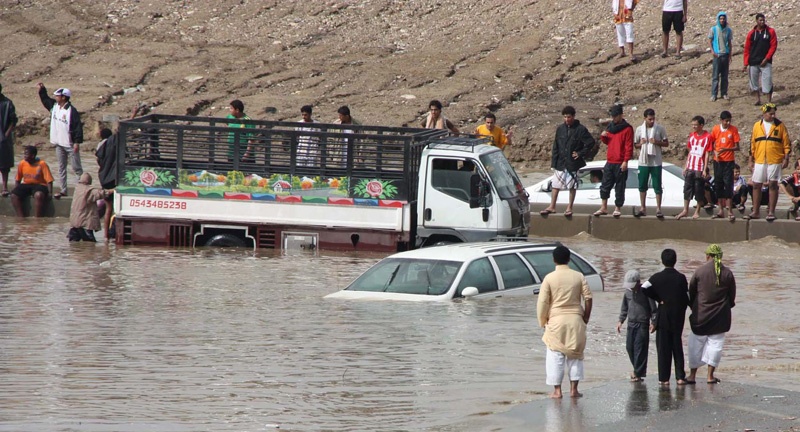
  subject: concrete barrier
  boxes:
[0,196,70,218]
[590,215,748,242]
[749,218,800,243]
[528,211,799,244]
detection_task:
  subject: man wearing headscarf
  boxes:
[686,244,736,384]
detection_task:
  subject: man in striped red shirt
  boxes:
[676,116,714,219]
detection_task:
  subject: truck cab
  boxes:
[416,137,530,247]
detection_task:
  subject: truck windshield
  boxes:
[480,150,525,199]
[346,258,462,296]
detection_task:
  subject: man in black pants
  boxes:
[642,249,691,386]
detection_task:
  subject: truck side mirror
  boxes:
[469,174,489,209]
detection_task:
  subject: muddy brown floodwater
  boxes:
[1,219,798,431]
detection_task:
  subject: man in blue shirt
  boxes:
[708,12,733,101]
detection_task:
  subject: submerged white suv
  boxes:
[325,242,604,302]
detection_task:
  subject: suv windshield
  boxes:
[346,258,462,296]
[480,150,524,199]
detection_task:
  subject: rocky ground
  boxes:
[2,0,799,172]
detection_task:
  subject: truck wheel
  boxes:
[204,233,246,248]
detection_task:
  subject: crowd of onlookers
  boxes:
[540,6,796,221]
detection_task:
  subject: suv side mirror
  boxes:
[462,287,480,298]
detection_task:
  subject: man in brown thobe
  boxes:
[686,244,736,384]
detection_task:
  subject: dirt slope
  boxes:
[1,0,799,170]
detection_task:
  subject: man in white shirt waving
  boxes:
[38,83,83,199]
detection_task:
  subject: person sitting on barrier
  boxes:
[68,173,112,242]
[731,164,748,212]
[10,145,54,218]
[779,159,800,220]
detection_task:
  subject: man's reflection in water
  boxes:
[625,381,651,416]
[544,398,586,432]
[657,384,692,412]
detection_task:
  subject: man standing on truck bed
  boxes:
[422,100,459,135]
[226,99,256,163]
[296,105,319,166]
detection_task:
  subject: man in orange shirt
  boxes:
[11,145,54,217]
[475,113,513,150]
[710,111,740,220]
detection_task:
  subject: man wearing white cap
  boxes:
[38,83,83,199]
[617,269,657,382]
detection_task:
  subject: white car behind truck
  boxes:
[112,115,531,251]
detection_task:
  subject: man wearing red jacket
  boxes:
[595,104,634,217]
[743,13,778,106]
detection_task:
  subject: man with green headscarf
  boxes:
[686,244,736,384]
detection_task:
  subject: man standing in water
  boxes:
[686,244,736,384]
[537,245,593,398]
[642,249,691,386]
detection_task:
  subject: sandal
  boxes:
[0,191,8,198]
[539,209,556,216]
[766,214,776,222]
[707,378,721,384]
[729,214,736,221]
[53,192,67,200]
[633,210,646,218]
[656,211,664,219]
[593,210,608,217]
[744,213,760,220]
[795,215,800,221]
[564,210,573,217]
[711,214,724,219]
[737,204,745,212]
[612,210,622,218]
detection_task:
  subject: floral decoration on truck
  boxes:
[352,179,399,199]
[122,168,178,188]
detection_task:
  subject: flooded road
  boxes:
[1,219,799,431]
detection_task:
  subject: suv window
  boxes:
[493,253,535,289]
[456,257,498,296]
[521,251,595,279]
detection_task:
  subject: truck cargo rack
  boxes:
[116,114,449,202]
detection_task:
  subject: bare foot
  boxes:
[550,391,563,399]
[675,210,688,220]
[570,391,583,398]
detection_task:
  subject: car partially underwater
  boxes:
[325,242,604,302]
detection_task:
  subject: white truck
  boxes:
[112,115,530,251]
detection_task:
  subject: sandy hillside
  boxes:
[1,0,799,171]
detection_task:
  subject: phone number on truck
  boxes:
[128,198,187,210]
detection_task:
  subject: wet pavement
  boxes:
[484,379,799,432]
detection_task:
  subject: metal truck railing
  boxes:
[116,114,449,202]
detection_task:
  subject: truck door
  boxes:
[422,157,496,232]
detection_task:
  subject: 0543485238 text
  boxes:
[127,198,187,210]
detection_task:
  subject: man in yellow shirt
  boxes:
[475,113,513,150]
[747,103,791,221]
